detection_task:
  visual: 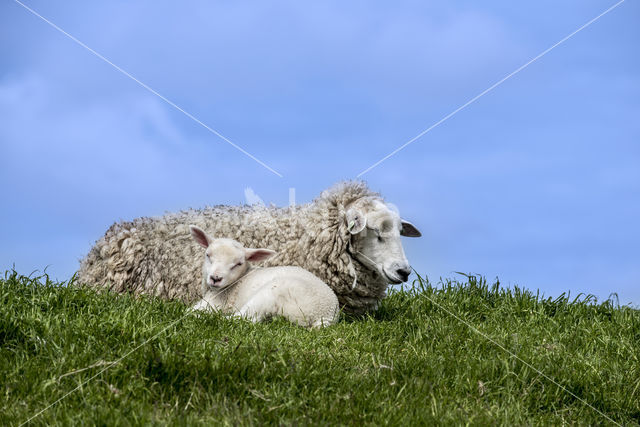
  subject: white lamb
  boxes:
[189,225,340,328]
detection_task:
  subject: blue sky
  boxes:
[1,0,638,305]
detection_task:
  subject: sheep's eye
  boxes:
[205,253,211,260]
[231,262,243,269]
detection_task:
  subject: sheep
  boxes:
[189,225,339,328]
[78,181,422,314]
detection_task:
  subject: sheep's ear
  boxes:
[346,208,367,234]
[245,248,277,263]
[190,225,212,248]
[400,220,422,237]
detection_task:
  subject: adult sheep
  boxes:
[77,181,422,314]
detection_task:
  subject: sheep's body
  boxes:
[194,266,339,328]
[78,182,394,314]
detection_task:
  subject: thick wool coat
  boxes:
[78,181,389,313]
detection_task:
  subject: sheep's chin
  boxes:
[365,263,400,284]
[382,268,405,284]
[207,281,227,290]
[354,254,394,284]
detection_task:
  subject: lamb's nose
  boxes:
[210,275,223,284]
[396,267,411,282]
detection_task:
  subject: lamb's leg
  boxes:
[191,299,211,312]
[310,319,329,329]
[237,289,278,323]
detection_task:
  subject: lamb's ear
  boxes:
[190,225,212,248]
[245,248,277,262]
[345,208,367,234]
[400,220,422,237]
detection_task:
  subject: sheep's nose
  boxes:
[210,275,223,284]
[396,267,411,282]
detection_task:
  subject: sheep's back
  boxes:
[77,205,304,302]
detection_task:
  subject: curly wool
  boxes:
[78,181,389,314]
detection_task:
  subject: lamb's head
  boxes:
[189,225,276,291]
[345,198,421,284]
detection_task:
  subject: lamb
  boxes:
[189,226,339,328]
[78,181,421,314]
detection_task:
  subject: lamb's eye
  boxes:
[231,262,243,269]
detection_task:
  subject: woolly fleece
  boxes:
[78,181,393,313]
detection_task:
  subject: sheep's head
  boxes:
[189,225,276,291]
[345,199,421,284]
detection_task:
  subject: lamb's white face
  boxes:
[189,226,276,291]
[202,238,250,289]
[347,200,421,284]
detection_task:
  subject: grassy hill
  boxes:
[1,270,638,425]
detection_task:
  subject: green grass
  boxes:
[1,270,639,426]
